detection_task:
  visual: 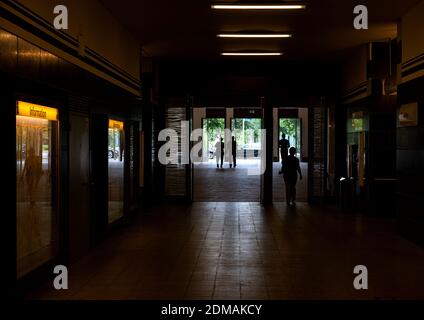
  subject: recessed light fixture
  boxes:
[218,34,292,38]
[211,4,306,10]
[222,52,283,56]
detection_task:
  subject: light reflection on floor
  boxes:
[27,202,424,300]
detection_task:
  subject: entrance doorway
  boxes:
[273,109,309,202]
[231,117,263,174]
[193,110,263,202]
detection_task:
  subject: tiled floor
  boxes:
[273,162,308,202]
[193,160,308,202]
[28,202,424,300]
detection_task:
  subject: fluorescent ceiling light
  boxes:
[218,34,292,38]
[212,4,306,10]
[222,52,283,56]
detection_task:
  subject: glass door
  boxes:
[108,119,125,224]
[16,101,59,278]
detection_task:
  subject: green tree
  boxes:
[205,118,224,143]
[280,118,300,152]
[232,118,262,146]
[280,119,297,137]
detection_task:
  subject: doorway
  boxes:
[279,118,301,157]
[231,117,263,173]
[193,109,263,202]
[273,109,309,202]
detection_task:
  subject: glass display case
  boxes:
[16,101,59,278]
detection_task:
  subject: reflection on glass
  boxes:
[108,119,124,224]
[16,106,59,278]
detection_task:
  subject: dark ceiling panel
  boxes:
[100,0,422,59]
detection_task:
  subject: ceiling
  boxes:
[100,0,421,60]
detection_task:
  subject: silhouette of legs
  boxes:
[284,179,297,205]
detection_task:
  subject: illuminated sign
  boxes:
[109,119,124,130]
[16,101,58,121]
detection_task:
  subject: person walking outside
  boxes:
[215,137,224,168]
[278,133,290,174]
[230,136,237,168]
[283,147,303,206]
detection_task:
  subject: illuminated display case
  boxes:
[16,101,59,278]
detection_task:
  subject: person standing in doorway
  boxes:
[215,137,220,168]
[230,136,237,168]
[215,137,224,168]
[278,133,290,174]
[283,147,303,206]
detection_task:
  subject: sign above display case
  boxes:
[16,101,58,121]
[109,119,124,130]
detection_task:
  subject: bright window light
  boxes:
[218,34,292,38]
[211,4,306,10]
[222,52,283,56]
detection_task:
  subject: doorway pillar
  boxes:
[262,97,273,204]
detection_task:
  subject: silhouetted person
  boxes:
[278,133,290,174]
[215,137,224,168]
[230,136,237,168]
[283,147,302,206]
